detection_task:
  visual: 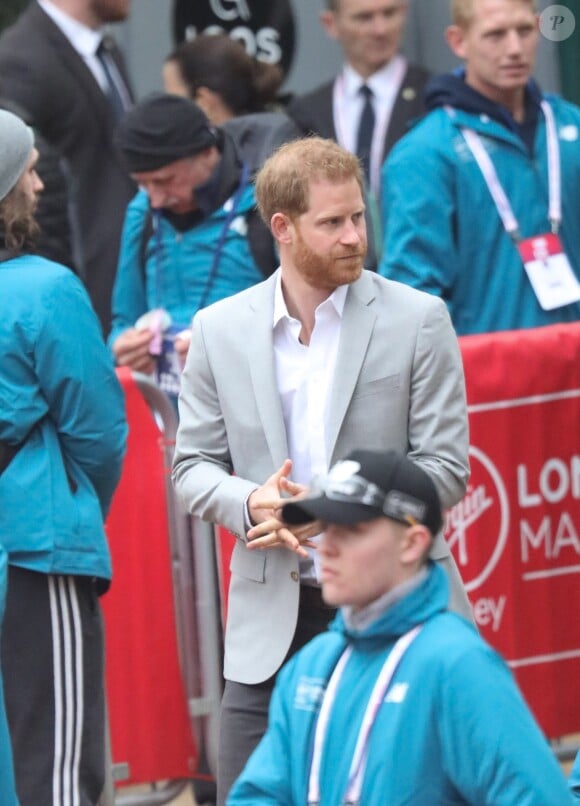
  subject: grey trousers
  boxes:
[217,586,335,806]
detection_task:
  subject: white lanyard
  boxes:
[307,625,422,806]
[459,101,561,240]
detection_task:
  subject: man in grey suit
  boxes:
[0,0,136,335]
[172,136,471,806]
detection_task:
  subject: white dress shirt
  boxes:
[273,273,347,583]
[332,55,407,196]
[38,0,130,104]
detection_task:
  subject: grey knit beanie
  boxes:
[0,109,34,202]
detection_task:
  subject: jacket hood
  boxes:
[330,561,449,648]
[425,69,542,141]
[163,130,242,232]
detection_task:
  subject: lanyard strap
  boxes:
[307,625,422,806]
[458,100,561,241]
[151,161,251,316]
[198,160,251,311]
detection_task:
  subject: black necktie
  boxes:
[96,35,129,121]
[355,84,375,186]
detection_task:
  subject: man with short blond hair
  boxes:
[173,135,471,804]
[452,0,535,28]
[379,0,580,334]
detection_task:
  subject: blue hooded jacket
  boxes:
[570,750,580,800]
[378,74,580,334]
[0,255,127,582]
[229,563,571,805]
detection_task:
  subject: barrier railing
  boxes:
[102,370,222,803]
[103,323,580,797]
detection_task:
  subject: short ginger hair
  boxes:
[254,136,363,225]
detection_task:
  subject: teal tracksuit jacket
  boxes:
[379,83,580,335]
[0,255,126,582]
[229,563,571,805]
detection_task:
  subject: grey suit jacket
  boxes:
[173,270,469,684]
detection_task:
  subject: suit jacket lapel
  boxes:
[326,81,339,140]
[326,273,377,463]
[382,64,429,160]
[33,4,121,138]
[247,274,290,469]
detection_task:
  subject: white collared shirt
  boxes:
[273,273,347,582]
[333,55,407,196]
[38,0,119,97]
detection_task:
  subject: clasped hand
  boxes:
[246,459,321,558]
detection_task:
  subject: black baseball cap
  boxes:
[282,449,442,535]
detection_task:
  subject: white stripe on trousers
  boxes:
[48,577,85,806]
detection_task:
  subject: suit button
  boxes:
[290,571,299,583]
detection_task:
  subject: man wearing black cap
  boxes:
[109,92,276,379]
[228,449,570,805]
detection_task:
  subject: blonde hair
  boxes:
[451,0,536,28]
[254,136,363,225]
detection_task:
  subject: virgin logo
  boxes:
[209,0,251,22]
[444,446,510,593]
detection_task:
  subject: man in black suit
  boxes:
[287,0,428,269]
[0,0,136,335]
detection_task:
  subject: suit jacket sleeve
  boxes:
[406,292,469,511]
[172,311,258,540]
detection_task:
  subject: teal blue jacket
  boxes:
[0,255,127,582]
[229,564,571,805]
[0,547,18,805]
[379,94,580,335]
[108,182,264,345]
[570,750,580,800]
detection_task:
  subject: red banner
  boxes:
[449,323,580,737]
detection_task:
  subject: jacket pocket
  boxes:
[351,372,401,400]
[230,542,266,583]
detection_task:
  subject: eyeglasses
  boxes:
[312,472,426,527]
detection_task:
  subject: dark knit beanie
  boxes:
[115,92,218,173]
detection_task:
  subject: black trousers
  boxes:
[0,566,105,806]
[217,586,336,806]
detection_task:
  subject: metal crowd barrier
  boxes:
[104,371,224,805]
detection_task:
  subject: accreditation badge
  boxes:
[518,233,580,310]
